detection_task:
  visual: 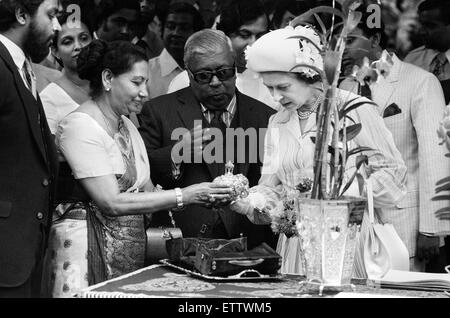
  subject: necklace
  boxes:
[95,100,119,137]
[95,101,133,162]
[297,95,323,120]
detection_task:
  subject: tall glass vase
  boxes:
[296,197,365,294]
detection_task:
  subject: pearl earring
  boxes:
[106,87,111,92]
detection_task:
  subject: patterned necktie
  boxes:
[22,59,36,98]
[209,110,227,136]
[431,52,448,81]
[208,110,227,176]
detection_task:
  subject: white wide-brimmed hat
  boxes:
[245,25,323,78]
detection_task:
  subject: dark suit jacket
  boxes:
[440,79,450,104]
[0,42,58,287]
[139,87,277,249]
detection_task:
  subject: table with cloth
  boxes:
[78,264,447,298]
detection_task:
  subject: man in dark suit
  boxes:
[139,29,277,250]
[0,0,60,297]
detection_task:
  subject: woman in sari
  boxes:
[42,40,231,297]
[41,13,92,136]
[230,26,407,275]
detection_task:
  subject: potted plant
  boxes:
[284,0,378,291]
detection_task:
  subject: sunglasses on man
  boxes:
[188,65,236,84]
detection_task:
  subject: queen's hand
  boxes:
[229,193,272,225]
[229,198,253,216]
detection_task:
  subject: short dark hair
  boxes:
[271,0,310,29]
[77,39,147,98]
[51,10,93,49]
[216,0,269,36]
[0,0,45,32]
[58,0,99,37]
[418,0,450,25]
[164,2,204,32]
[95,0,140,30]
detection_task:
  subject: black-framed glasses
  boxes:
[188,66,236,84]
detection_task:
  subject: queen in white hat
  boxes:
[229,25,407,276]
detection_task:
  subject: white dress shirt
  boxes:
[147,48,183,99]
[0,34,33,91]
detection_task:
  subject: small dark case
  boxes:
[194,239,282,277]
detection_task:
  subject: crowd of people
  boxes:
[1,0,450,298]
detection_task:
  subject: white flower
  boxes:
[374,50,394,78]
[244,45,252,62]
[293,25,322,49]
[291,25,324,78]
[437,108,450,151]
[351,57,379,86]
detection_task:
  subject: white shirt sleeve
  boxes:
[167,70,189,94]
[56,113,123,179]
[40,85,60,135]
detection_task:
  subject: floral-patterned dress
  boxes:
[42,113,151,298]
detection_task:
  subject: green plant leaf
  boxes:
[339,100,378,119]
[436,176,450,186]
[325,22,344,39]
[355,154,368,167]
[339,154,368,197]
[313,13,327,36]
[290,6,346,29]
[346,33,370,41]
[289,63,325,78]
[342,0,361,12]
[347,146,374,158]
[432,195,450,201]
[338,97,359,114]
[310,136,341,159]
[324,50,341,84]
[435,207,450,215]
[435,182,450,193]
[340,123,362,141]
[286,35,323,53]
[344,114,357,124]
[345,11,362,34]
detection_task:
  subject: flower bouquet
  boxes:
[270,178,313,238]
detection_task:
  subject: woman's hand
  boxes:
[182,182,232,207]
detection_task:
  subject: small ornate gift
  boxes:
[213,161,249,201]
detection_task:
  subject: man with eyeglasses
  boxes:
[167,0,279,110]
[139,29,277,251]
[146,2,204,100]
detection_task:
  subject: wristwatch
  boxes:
[174,187,184,210]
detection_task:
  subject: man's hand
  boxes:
[182,182,232,207]
[417,233,440,263]
[172,124,212,162]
